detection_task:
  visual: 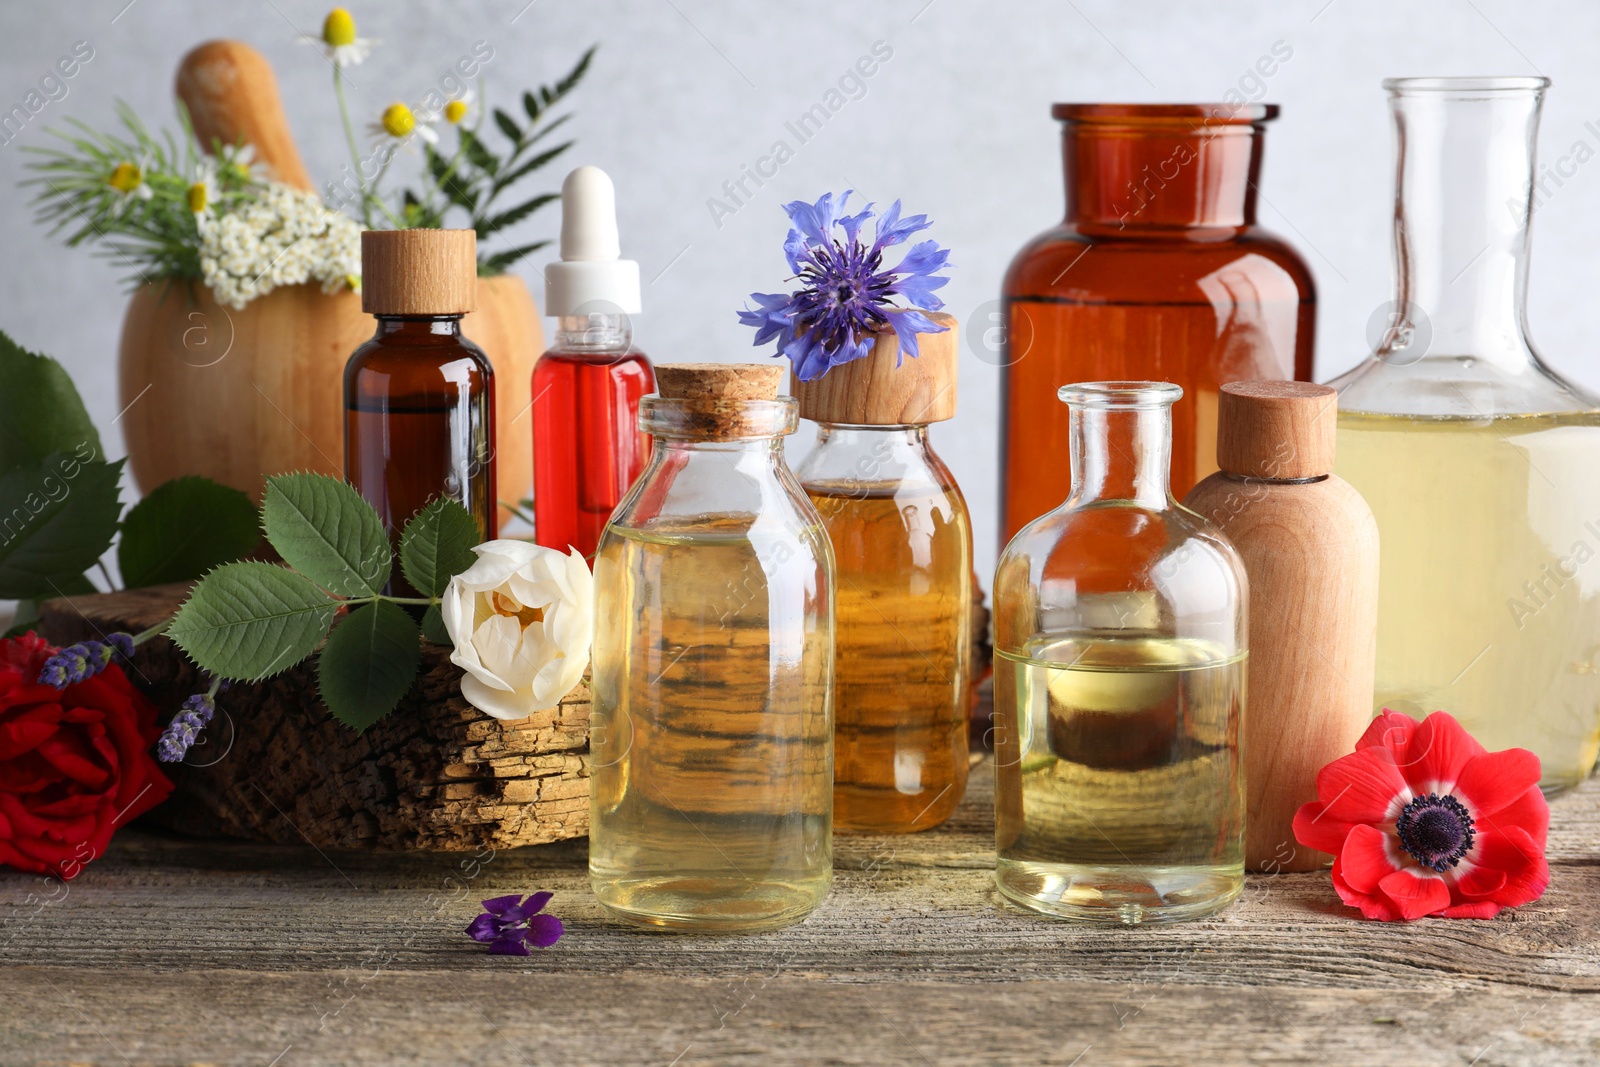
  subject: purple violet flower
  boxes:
[738,190,952,381]
[466,893,563,956]
[37,633,135,689]
[156,690,216,763]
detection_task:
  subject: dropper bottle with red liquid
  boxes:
[532,166,653,559]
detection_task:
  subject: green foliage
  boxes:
[317,600,421,733]
[0,331,102,470]
[166,561,341,682]
[118,476,259,588]
[22,101,257,287]
[399,497,481,598]
[0,457,123,600]
[166,472,485,730]
[261,473,390,597]
[398,46,595,274]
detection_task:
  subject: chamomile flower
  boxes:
[369,102,438,145]
[300,7,376,68]
[187,158,219,215]
[443,89,475,126]
[105,156,154,215]
[217,143,266,186]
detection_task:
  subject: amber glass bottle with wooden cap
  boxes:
[1000,102,1316,543]
[791,313,972,833]
[345,229,497,591]
[1186,381,1378,872]
[589,362,834,931]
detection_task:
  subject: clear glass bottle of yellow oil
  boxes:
[992,382,1247,924]
[1331,78,1600,794]
[791,313,972,833]
[589,363,835,931]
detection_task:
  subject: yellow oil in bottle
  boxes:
[993,635,1245,924]
[588,516,833,931]
[805,482,971,833]
[1336,410,1600,793]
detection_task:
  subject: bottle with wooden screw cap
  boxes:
[1185,380,1379,873]
[790,313,973,834]
[345,229,497,591]
[589,362,835,932]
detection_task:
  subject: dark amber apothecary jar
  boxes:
[999,104,1316,542]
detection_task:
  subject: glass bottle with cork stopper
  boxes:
[345,229,497,586]
[791,312,973,833]
[589,362,835,932]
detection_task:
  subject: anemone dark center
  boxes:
[1395,793,1475,872]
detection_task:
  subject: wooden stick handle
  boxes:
[176,40,314,191]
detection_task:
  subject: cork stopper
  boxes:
[791,313,958,424]
[361,229,477,315]
[655,363,783,402]
[1216,380,1337,480]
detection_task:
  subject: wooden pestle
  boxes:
[176,40,314,190]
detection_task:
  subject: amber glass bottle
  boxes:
[792,314,971,833]
[999,104,1316,542]
[345,230,497,590]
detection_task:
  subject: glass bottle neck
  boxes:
[1069,406,1173,508]
[555,313,631,351]
[1385,80,1545,370]
[374,315,464,337]
[1062,118,1265,232]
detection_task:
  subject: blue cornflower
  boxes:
[156,689,216,763]
[738,190,952,381]
[37,633,136,689]
[466,893,563,955]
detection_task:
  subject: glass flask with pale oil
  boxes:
[992,381,1247,924]
[589,363,835,931]
[791,313,972,833]
[1331,77,1600,794]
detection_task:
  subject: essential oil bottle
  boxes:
[345,229,497,584]
[589,363,835,932]
[532,166,653,559]
[791,313,972,833]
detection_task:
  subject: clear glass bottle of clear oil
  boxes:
[589,364,834,932]
[1331,78,1600,794]
[992,382,1247,924]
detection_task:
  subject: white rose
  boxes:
[441,540,594,721]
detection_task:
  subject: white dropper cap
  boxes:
[544,165,642,316]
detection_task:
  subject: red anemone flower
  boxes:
[1292,709,1550,921]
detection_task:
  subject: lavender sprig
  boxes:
[738,190,952,381]
[37,633,136,688]
[156,680,222,763]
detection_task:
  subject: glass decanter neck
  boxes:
[1063,382,1178,509]
[1383,77,1548,371]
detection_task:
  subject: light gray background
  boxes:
[2,0,1597,577]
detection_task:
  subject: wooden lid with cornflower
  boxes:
[738,190,957,425]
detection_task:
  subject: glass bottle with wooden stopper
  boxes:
[1186,381,1379,872]
[792,313,973,833]
[345,229,497,596]
[589,362,835,932]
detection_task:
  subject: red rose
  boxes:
[0,632,172,879]
[1293,709,1550,921]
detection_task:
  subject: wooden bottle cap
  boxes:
[361,229,477,315]
[792,312,958,424]
[1216,380,1337,480]
[655,363,784,402]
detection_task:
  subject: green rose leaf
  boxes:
[119,476,259,589]
[261,473,390,597]
[399,497,481,598]
[0,457,123,600]
[420,603,452,646]
[317,600,421,732]
[0,330,102,473]
[167,561,340,681]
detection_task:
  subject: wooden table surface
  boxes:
[1,759,1596,1067]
